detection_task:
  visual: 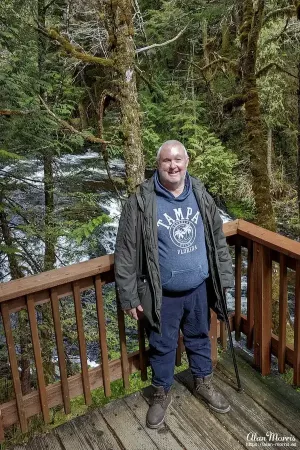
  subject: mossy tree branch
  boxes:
[47,28,114,67]
[223,94,247,113]
[0,110,31,116]
[191,57,238,74]
[256,62,297,79]
[136,26,187,54]
[39,96,110,145]
[263,6,296,26]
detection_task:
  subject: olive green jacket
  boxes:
[114,175,234,332]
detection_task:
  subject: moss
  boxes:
[226,200,255,221]
[223,94,246,113]
[48,29,114,67]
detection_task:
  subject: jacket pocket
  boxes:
[137,277,153,323]
[162,265,209,292]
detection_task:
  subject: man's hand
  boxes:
[124,304,144,320]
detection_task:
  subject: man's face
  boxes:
[157,144,189,190]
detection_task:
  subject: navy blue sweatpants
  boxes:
[148,281,212,391]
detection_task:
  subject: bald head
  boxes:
[156,140,189,194]
[156,140,188,161]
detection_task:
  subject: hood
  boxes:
[153,170,191,201]
[140,173,206,199]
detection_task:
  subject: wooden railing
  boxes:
[230,220,300,384]
[0,219,299,442]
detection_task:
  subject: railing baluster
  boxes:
[116,293,130,389]
[94,275,111,397]
[27,295,50,423]
[220,320,227,349]
[0,303,27,432]
[294,261,300,385]
[209,310,218,367]
[72,282,92,405]
[253,244,272,375]
[50,288,71,414]
[247,239,254,349]
[138,320,148,380]
[235,236,242,340]
[278,254,287,374]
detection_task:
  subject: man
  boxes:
[114,140,234,429]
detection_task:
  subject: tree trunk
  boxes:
[267,127,272,181]
[240,0,275,231]
[297,62,300,218]
[221,21,230,55]
[0,199,23,280]
[43,152,55,271]
[78,101,88,130]
[38,0,56,382]
[105,0,145,192]
[38,0,56,271]
[0,196,31,394]
[202,19,213,87]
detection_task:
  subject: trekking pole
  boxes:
[221,292,243,392]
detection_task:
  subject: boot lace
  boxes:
[195,381,214,393]
[153,391,167,406]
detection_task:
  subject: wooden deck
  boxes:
[11,349,300,450]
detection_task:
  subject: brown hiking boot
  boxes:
[193,373,230,413]
[146,386,172,429]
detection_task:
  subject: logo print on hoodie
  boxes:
[157,207,200,250]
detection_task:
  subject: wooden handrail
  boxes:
[0,254,114,303]
[0,223,237,305]
[237,219,300,259]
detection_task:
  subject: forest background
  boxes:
[1,0,300,441]
[1,0,300,279]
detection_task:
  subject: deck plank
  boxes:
[101,398,159,450]
[13,433,63,450]
[217,349,300,439]
[167,381,244,450]
[11,352,300,450]
[176,368,299,449]
[54,409,122,450]
[142,382,244,450]
[124,391,184,450]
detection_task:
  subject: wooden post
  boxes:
[247,239,254,349]
[0,303,28,432]
[294,262,300,386]
[72,282,92,405]
[27,295,50,423]
[209,310,218,367]
[253,243,272,375]
[116,292,130,389]
[278,254,287,374]
[235,236,242,341]
[94,275,111,397]
[50,288,71,414]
